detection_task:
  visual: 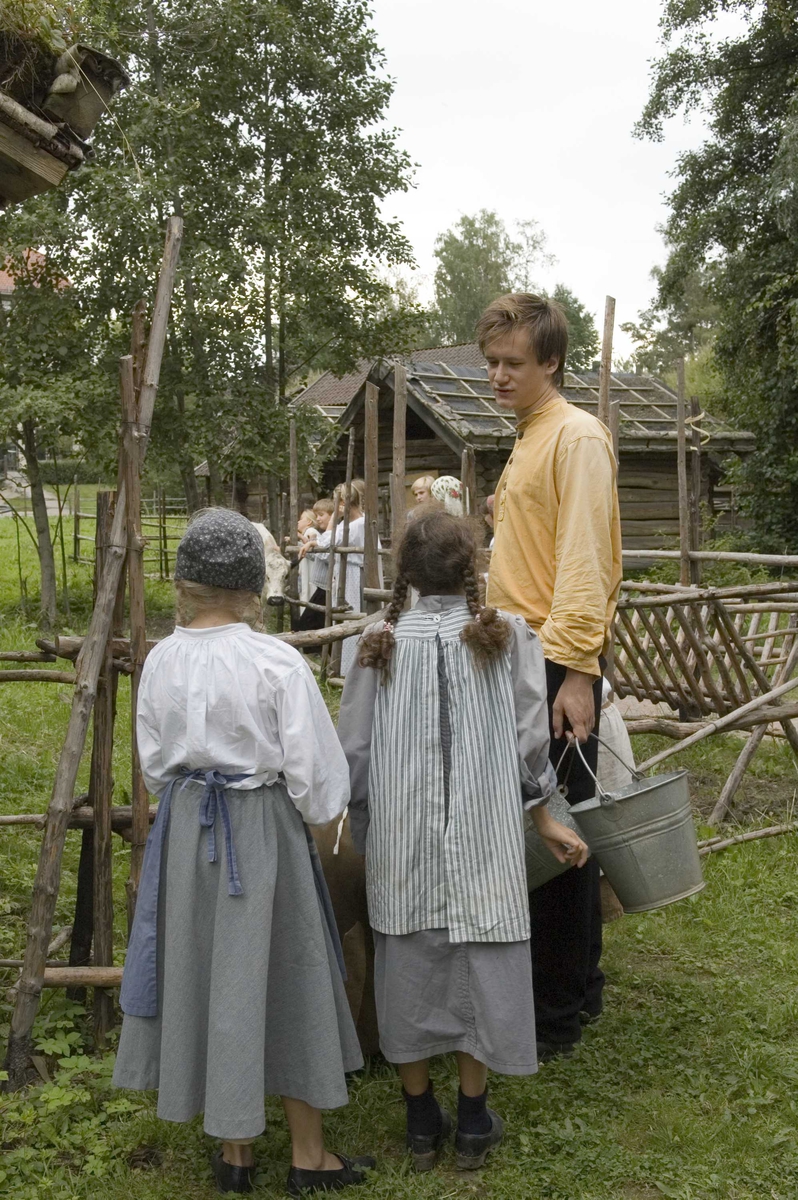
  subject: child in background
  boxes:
[114,508,374,1196]
[296,499,334,633]
[410,475,435,506]
[296,508,319,621]
[337,509,587,1173]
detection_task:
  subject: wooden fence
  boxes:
[74,486,188,579]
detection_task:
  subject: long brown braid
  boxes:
[460,558,511,665]
[358,506,510,679]
[358,570,410,679]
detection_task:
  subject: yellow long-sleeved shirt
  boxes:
[486,395,623,676]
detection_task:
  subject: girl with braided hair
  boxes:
[337,508,587,1174]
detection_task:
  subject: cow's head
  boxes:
[252,522,291,606]
[263,548,290,606]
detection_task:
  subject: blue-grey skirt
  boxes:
[113,781,363,1139]
[373,928,537,1075]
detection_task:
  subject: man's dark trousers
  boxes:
[529,659,604,1047]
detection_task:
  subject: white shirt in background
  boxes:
[136,623,350,825]
[309,527,332,591]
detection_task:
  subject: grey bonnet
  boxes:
[174,508,265,593]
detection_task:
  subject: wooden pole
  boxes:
[130,298,147,396]
[289,420,299,544]
[390,364,407,550]
[3,215,182,1090]
[597,296,615,427]
[460,446,476,517]
[120,356,149,931]
[363,382,380,614]
[699,823,797,857]
[90,491,119,1045]
[708,618,798,826]
[319,499,340,676]
[160,486,168,579]
[636,674,798,774]
[330,429,356,677]
[73,483,80,562]
[287,419,299,621]
[689,394,702,586]
[676,358,691,588]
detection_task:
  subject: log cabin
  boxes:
[293,344,755,552]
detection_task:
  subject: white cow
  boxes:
[252,522,291,607]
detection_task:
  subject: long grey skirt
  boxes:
[113,781,363,1140]
[373,929,537,1076]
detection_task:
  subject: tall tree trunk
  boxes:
[181,462,201,512]
[22,420,57,628]
[207,456,225,506]
[234,477,249,515]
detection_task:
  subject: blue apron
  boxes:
[120,768,345,1018]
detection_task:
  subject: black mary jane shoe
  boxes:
[455,1108,504,1171]
[285,1153,376,1196]
[213,1150,254,1194]
[407,1108,453,1172]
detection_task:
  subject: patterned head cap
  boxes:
[431,475,464,517]
[175,508,265,593]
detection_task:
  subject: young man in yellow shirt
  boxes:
[477,293,623,1059]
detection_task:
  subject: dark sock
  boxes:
[403,1084,442,1137]
[458,1088,491,1136]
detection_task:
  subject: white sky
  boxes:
[370,0,717,358]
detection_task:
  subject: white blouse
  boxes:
[136,623,350,826]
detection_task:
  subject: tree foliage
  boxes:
[551,284,600,371]
[431,209,525,344]
[429,209,598,368]
[636,0,798,548]
[0,0,422,517]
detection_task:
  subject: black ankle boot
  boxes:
[213,1150,254,1194]
[403,1085,452,1172]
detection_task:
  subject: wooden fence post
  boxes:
[363,382,380,614]
[287,419,300,620]
[460,446,477,516]
[90,490,120,1046]
[3,215,183,1090]
[73,483,80,562]
[120,356,149,931]
[689,394,702,587]
[597,295,616,428]
[320,498,341,676]
[390,364,407,549]
[676,358,691,589]
[330,429,356,677]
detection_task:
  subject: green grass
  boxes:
[3,521,798,1198]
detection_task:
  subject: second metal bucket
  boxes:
[524,787,584,891]
[569,744,704,913]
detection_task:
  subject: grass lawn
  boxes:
[2,516,798,1198]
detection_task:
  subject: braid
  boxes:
[358,570,409,680]
[462,560,483,619]
[460,559,511,667]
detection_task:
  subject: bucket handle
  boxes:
[588,731,645,783]
[555,738,641,808]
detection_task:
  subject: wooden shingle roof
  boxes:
[294,344,754,457]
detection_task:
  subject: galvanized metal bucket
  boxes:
[524,786,585,892]
[569,738,705,913]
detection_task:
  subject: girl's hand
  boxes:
[530,806,589,868]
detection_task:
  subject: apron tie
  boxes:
[198,769,246,895]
